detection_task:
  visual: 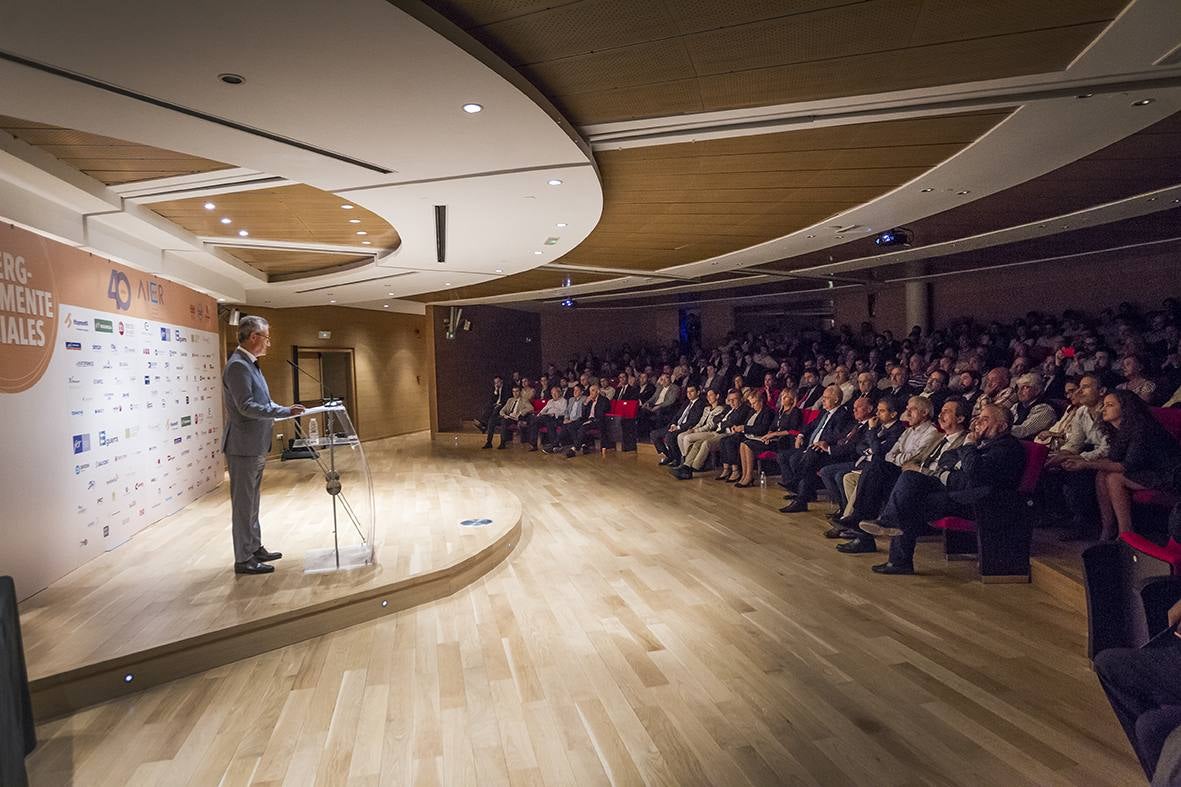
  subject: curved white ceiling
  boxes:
[0,0,602,307]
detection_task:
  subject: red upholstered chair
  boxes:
[1119,532,1181,575]
[758,409,820,477]
[801,408,821,426]
[604,399,639,451]
[930,440,1049,581]
[532,399,547,414]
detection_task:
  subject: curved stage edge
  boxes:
[24,457,523,720]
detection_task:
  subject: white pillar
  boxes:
[904,265,930,333]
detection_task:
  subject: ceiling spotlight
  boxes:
[462,103,483,113]
[387,291,394,296]
[495,268,503,273]
[220,217,232,225]
[341,204,354,210]
[217,298,226,302]
[560,298,576,308]
[383,304,389,308]
[1076,93,1094,99]
[444,282,451,286]
[556,222,567,228]
[238,229,249,237]
[203,202,216,210]
[547,179,563,186]
[534,250,543,255]
[1148,197,1158,202]
[957,190,971,195]
[218,73,245,85]
[329,299,336,303]
[356,231,368,236]
[806,234,815,239]
[920,188,934,193]
[349,218,361,224]
[362,241,371,245]
[1132,98,1155,106]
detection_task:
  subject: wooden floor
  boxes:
[20,432,519,681]
[26,431,1140,786]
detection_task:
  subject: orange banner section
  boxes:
[0,222,217,393]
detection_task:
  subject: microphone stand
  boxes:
[286,359,364,569]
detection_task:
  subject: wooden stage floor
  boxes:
[26,430,1140,785]
[19,431,520,682]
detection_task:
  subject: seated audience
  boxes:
[670,389,730,479]
[1060,390,1181,539]
[653,385,705,467]
[1118,354,1157,403]
[974,367,1014,417]
[820,396,904,536]
[734,390,804,487]
[553,384,586,450]
[717,390,773,482]
[795,370,824,409]
[640,373,679,433]
[677,390,747,478]
[564,384,610,458]
[475,374,509,432]
[1043,374,1109,540]
[530,386,567,452]
[778,385,851,512]
[1009,372,1058,439]
[490,385,534,449]
[860,404,1025,574]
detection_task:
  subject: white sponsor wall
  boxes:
[0,224,222,600]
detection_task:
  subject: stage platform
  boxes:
[19,431,521,718]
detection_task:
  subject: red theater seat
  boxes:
[1119,533,1181,575]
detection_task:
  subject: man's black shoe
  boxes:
[826,511,844,523]
[836,539,876,554]
[823,526,846,539]
[253,547,282,562]
[565,448,577,459]
[871,561,914,575]
[481,442,492,449]
[838,528,863,540]
[670,466,692,480]
[780,499,808,514]
[581,445,592,455]
[658,457,674,466]
[234,558,274,575]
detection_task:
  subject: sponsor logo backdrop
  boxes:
[0,223,223,600]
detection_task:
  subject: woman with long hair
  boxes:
[734,390,803,487]
[716,390,772,482]
[1061,390,1181,539]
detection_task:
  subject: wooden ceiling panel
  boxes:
[228,249,371,277]
[0,115,231,186]
[151,184,400,251]
[427,0,1125,125]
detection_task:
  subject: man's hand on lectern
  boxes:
[290,404,306,415]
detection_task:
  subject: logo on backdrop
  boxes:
[0,234,58,393]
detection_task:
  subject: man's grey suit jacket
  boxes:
[221,349,293,457]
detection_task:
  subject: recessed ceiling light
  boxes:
[356,231,368,236]
[220,217,232,225]
[218,73,245,85]
[1148,197,1158,202]
[203,202,216,210]
[547,179,563,186]
[238,229,249,237]
[349,218,361,224]
[217,298,226,302]
[1038,224,1046,228]
[341,204,354,210]
[957,190,971,195]
[556,222,567,228]
[329,299,336,303]
[534,250,543,255]
[383,304,389,308]
[362,241,371,245]
[1063,224,1071,229]
[920,188,934,193]
[1076,93,1094,99]
[387,292,394,296]
[806,235,815,239]
[495,268,503,273]
[1132,98,1155,106]
[444,282,451,286]
[462,103,483,114]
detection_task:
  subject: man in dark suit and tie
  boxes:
[795,370,824,410]
[780,385,852,513]
[222,316,305,575]
[614,373,639,401]
[653,385,705,466]
[476,375,508,431]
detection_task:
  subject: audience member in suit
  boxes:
[636,372,656,404]
[717,390,773,482]
[529,386,568,452]
[795,371,824,410]
[861,403,1026,574]
[836,396,967,552]
[699,364,724,395]
[831,395,942,536]
[671,389,731,478]
[919,369,951,413]
[816,396,885,525]
[957,370,983,409]
[654,385,705,466]
[973,366,1014,417]
[882,365,910,402]
[684,390,750,478]
[1094,597,1181,781]
[735,390,804,487]
[614,373,639,401]
[849,372,881,409]
[564,385,610,457]
[476,374,509,431]
[1061,390,1181,539]
[778,385,853,512]
[1045,374,1109,539]
[490,385,534,449]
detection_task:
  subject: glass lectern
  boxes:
[276,404,375,573]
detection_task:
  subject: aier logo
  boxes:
[72,433,91,454]
[95,318,113,333]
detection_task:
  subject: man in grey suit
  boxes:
[222,316,304,575]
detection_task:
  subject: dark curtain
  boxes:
[0,576,34,786]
